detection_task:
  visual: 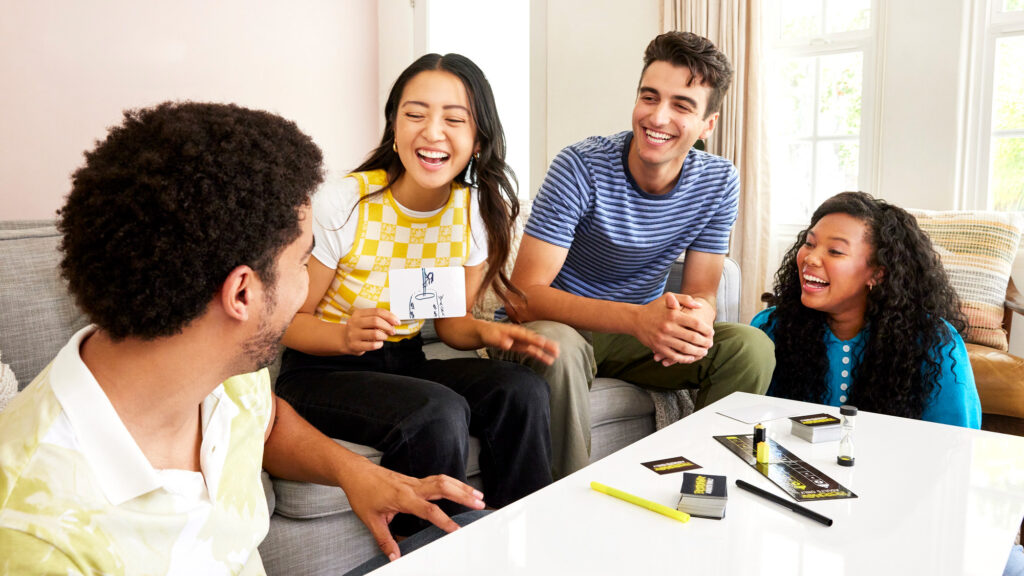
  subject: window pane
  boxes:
[779,0,822,40]
[778,58,816,137]
[1002,0,1024,12]
[826,0,870,34]
[772,141,814,222]
[991,137,1024,211]
[993,35,1024,131]
[818,52,863,136]
[815,140,860,201]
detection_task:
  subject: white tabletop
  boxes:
[372,392,1024,576]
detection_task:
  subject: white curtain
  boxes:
[662,0,770,322]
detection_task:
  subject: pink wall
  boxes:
[0,1,379,220]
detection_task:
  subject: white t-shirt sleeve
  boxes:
[310,177,360,268]
[466,188,489,267]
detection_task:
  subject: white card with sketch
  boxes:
[389,266,466,320]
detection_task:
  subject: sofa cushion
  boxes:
[911,210,1023,351]
[272,438,482,520]
[0,224,89,386]
[589,377,654,426]
[0,354,17,412]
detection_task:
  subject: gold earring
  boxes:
[392,140,397,153]
[473,152,479,160]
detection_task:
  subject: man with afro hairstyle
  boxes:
[0,102,485,574]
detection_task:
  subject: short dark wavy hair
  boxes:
[641,31,733,118]
[765,192,966,419]
[58,101,323,341]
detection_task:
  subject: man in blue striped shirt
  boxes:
[495,32,775,479]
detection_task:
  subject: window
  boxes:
[765,0,877,225]
[988,2,1024,211]
[965,0,1024,211]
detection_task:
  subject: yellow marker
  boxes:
[756,441,770,464]
[590,481,690,523]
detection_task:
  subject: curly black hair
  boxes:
[765,191,966,419]
[58,101,323,341]
[354,53,523,307]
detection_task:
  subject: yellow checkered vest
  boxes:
[315,170,471,340]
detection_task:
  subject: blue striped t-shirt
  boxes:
[526,131,739,305]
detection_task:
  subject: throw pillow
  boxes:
[911,210,1024,351]
[0,351,19,412]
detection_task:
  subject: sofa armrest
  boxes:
[664,256,742,323]
[1006,278,1023,316]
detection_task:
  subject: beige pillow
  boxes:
[0,352,18,413]
[911,210,1024,351]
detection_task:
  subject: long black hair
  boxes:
[354,53,522,306]
[765,192,966,419]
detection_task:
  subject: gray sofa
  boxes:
[0,219,741,575]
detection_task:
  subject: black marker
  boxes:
[735,479,833,527]
[752,423,765,455]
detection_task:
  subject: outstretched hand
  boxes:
[343,308,400,355]
[634,293,715,367]
[479,321,560,365]
[343,460,485,562]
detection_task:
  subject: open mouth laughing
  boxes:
[802,272,830,291]
[416,148,450,166]
[643,128,675,144]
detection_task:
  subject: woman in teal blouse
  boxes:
[751,192,981,428]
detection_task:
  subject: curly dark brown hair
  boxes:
[354,53,522,307]
[764,191,967,419]
[58,101,323,340]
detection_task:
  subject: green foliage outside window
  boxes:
[992,35,1024,211]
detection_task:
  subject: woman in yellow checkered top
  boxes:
[277,53,558,536]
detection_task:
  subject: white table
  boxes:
[372,392,1024,575]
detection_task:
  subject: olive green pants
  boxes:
[490,321,775,480]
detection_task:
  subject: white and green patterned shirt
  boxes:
[0,326,273,575]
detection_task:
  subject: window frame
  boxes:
[765,0,882,228]
[962,0,1024,210]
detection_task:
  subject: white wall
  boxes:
[536,0,662,193]
[0,0,380,220]
[426,1,532,197]
[873,0,969,209]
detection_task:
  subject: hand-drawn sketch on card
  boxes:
[410,268,443,318]
[389,266,466,320]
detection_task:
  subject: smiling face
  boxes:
[628,60,718,194]
[796,212,882,333]
[391,70,478,208]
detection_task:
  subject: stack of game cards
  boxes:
[789,413,841,443]
[676,472,728,519]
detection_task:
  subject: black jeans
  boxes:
[276,335,552,534]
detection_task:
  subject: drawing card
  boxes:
[716,403,804,425]
[389,266,466,320]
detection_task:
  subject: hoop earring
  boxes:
[473,152,479,160]
[392,140,398,153]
